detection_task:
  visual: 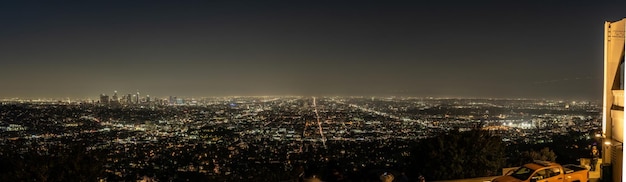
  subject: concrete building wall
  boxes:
[603,18,625,182]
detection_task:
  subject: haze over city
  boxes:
[1,0,625,99]
[3,1,626,181]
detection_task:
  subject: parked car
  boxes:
[492,160,588,182]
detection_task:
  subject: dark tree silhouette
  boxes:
[523,148,557,162]
[410,129,506,180]
[0,144,105,182]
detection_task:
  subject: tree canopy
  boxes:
[0,144,105,182]
[411,129,506,180]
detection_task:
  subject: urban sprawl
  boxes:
[0,94,601,181]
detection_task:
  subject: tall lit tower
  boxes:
[127,94,132,104]
[136,90,140,104]
[99,94,109,105]
[112,90,119,102]
[602,18,625,182]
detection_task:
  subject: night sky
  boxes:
[1,1,624,100]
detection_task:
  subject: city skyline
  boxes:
[0,96,602,181]
[1,90,607,102]
[1,1,625,100]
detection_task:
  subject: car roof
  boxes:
[524,161,559,170]
[524,163,545,170]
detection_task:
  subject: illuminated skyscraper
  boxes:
[602,18,625,182]
[135,91,140,104]
[99,94,109,105]
[112,90,119,102]
[127,94,132,104]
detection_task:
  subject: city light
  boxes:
[0,95,603,180]
[0,1,622,181]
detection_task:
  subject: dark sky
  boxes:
[1,0,624,100]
